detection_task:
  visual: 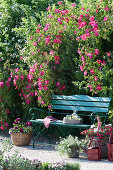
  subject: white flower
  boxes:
[90,124,95,128]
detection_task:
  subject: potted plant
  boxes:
[9,118,32,146]
[56,135,81,158]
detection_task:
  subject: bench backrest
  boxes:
[51,95,111,114]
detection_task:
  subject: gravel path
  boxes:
[0,134,113,170]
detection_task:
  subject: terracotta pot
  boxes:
[11,132,32,146]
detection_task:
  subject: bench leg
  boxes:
[33,127,46,148]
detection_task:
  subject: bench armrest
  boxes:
[29,107,50,120]
[90,112,108,125]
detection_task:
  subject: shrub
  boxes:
[56,135,81,157]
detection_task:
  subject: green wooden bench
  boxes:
[29,95,111,147]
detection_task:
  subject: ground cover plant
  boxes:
[0,0,113,126]
[0,138,80,170]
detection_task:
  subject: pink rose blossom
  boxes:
[15,68,19,73]
[38,24,41,27]
[89,16,94,21]
[53,39,62,44]
[96,85,102,91]
[38,77,42,81]
[56,82,60,87]
[39,64,43,69]
[6,109,10,114]
[45,36,50,45]
[49,51,54,56]
[81,56,85,61]
[40,101,45,105]
[55,60,60,64]
[58,1,63,5]
[35,91,37,96]
[20,75,24,80]
[48,105,51,109]
[76,37,80,40]
[85,14,89,18]
[87,53,93,59]
[96,9,98,13]
[26,99,31,104]
[40,71,45,76]
[90,69,95,74]
[94,31,99,36]
[6,81,10,87]
[94,49,99,55]
[44,85,48,90]
[45,80,49,84]
[86,9,90,12]
[104,7,109,11]
[62,85,66,90]
[84,70,87,76]
[15,75,19,80]
[106,52,110,57]
[102,60,105,65]
[8,77,11,82]
[74,31,76,35]
[49,14,53,18]
[71,3,76,7]
[88,85,92,91]
[38,81,42,86]
[43,27,48,31]
[64,25,66,29]
[38,96,41,101]
[33,42,37,46]
[55,9,60,13]
[38,86,43,90]
[104,16,108,22]
[47,6,50,11]
[97,59,101,64]
[36,29,40,33]
[81,7,85,10]
[20,56,23,60]
[30,36,33,40]
[94,76,98,81]
[80,65,84,71]
[0,82,4,88]
[81,34,87,40]
[38,38,40,42]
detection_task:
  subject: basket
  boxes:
[88,139,101,161]
[63,117,81,124]
[107,135,113,161]
[11,132,32,146]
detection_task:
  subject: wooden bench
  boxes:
[29,95,111,147]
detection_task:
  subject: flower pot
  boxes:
[11,132,32,146]
[67,146,79,158]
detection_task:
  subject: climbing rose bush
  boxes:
[75,0,113,96]
[6,1,79,107]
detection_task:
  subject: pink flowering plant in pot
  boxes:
[80,124,113,141]
[80,116,113,141]
[9,118,32,134]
